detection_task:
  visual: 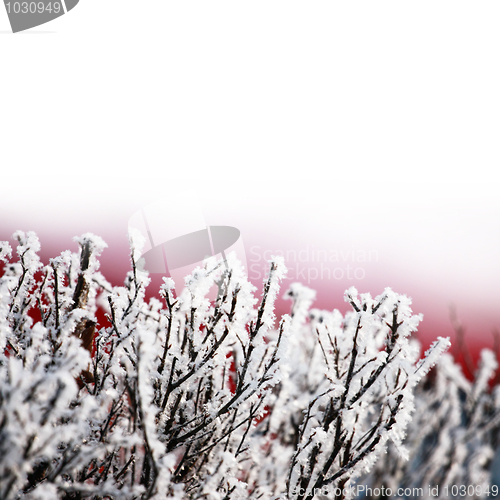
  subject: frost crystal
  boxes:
[1,232,497,500]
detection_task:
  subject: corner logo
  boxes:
[3,0,78,33]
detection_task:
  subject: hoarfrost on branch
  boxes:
[0,231,497,500]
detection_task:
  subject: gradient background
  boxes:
[1,2,499,376]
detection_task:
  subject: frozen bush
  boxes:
[0,231,481,500]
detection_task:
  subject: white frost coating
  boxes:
[13,230,41,255]
[413,336,452,381]
[259,255,287,331]
[0,240,12,263]
[2,231,495,500]
[128,226,146,263]
[73,232,108,256]
[161,276,176,293]
[283,282,316,331]
[471,349,498,402]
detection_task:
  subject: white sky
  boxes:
[1,1,499,329]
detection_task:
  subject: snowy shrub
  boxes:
[364,342,500,499]
[0,230,495,500]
